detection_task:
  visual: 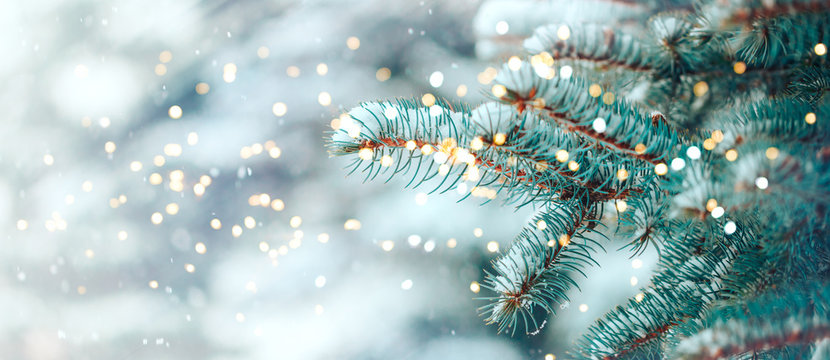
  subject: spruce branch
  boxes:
[674,281,830,360]
[492,62,680,165]
[523,23,653,71]
[480,200,603,335]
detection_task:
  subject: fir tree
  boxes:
[328,0,830,358]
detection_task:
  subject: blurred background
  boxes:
[0,1,664,359]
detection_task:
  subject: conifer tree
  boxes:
[328,0,830,358]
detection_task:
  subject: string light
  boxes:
[555,150,569,163]
[815,43,827,56]
[654,163,668,175]
[470,281,481,293]
[486,241,499,252]
[376,67,391,81]
[733,61,746,74]
[805,112,816,125]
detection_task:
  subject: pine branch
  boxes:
[523,23,653,71]
[492,61,680,165]
[480,200,603,335]
[673,281,830,360]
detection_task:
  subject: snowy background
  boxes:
[1,1,658,359]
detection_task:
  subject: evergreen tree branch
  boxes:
[523,23,653,71]
[492,62,680,165]
[674,281,830,360]
[480,200,603,335]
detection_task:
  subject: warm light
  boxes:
[557,25,571,40]
[473,228,484,237]
[616,168,629,181]
[289,216,302,228]
[815,43,827,56]
[318,233,330,243]
[630,276,638,286]
[259,241,270,252]
[149,280,159,289]
[43,154,54,166]
[568,160,579,171]
[271,199,285,211]
[486,241,499,253]
[693,81,709,97]
[634,143,647,154]
[150,212,163,225]
[272,102,287,116]
[269,147,282,158]
[447,238,457,248]
[560,65,573,78]
[346,36,361,50]
[712,130,724,142]
[316,63,328,76]
[184,264,196,273]
[555,150,569,163]
[421,93,436,107]
[244,216,256,229]
[635,293,645,302]
[616,200,628,212]
[104,141,116,153]
[318,92,332,106]
[405,140,417,151]
[805,112,816,125]
[168,105,183,119]
[706,198,718,212]
[17,220,28,231]
[344,219,362,230]
[456,84,468,97]
[725,149,738,161]
[703,138,716,150]
[358,148,374,160]
[380,155,394,167]
[232,225,243,237]
[165,203,179,215]
[420,145,434,155]
[470,281,481,293]
[654,163,668,175]
[159,50,173,63]
[632,259,643,269]
[765,147,779,160]
[210,218,222,230]
[491,84,507,97]
[376,67,391,81]
[195,242,207,254]
[381,240,395,251]
[545,354,556,360]
[711,206,725,218]
[536,220,547,231]
[257,46,269,59]
[733,61,746,74]
[149,173,163,185]
[286,66,301,78]
[154,64,167,76]
[153,155,165,167]
[588,84,602,98]
[507,56,522,71]
[164,143,182,157]
[602,92,615,105]
[493,133,506,145]
[578,304,588,312]
[470,137,484,150]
